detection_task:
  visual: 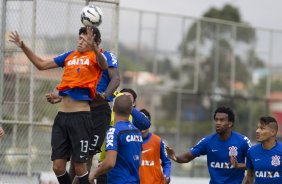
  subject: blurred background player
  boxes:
[97,88,151,184]
[89,95,143,184]
[242,116,282,184]
[0,127,4,139]
[166,106,251,184]
[139,109,171,184]
[10,26,107,184]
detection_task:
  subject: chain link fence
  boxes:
[1,0,282,182]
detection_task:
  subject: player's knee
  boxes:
[73,162,87,176]
[52,163,65,176]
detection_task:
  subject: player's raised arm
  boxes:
[131,108,151,130]
[9,31,58,70]
[102,67,120,99]
[82,27,107,70]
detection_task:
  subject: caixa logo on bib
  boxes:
[271,155,280,166]
[229,146,238,156]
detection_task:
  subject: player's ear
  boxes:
[270,127,277,137]
[228,121,233,128]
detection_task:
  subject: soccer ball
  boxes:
[81,5,103,27]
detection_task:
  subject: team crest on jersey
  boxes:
[271,155,280,166]
[228,146,238,156]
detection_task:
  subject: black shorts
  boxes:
[89,103,111,155]
[96,173,107,184]
[51,111,92,163]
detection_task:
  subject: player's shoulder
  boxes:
[61,50,74,55]
[151,133,162,141]
[205,133,217,140]
[276,141,282,149]
[232,131,249,140]
[113,121,136,132]
[248,143,261,153]
[103,50,116,58]
[112,122,123,130]
[102,50,118,66]
[103,50,112,55]
[55,50,74,58]
[195,133,215,144]
[151,133,161,139]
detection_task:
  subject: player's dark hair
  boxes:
[140,109,151,120]
[214,106,235,123]
[113,95,132,116]
[79,26,101,43]
[259,116,278,132]
[120,88,137,102]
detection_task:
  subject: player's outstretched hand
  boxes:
[9,31,23,48]
[81,26,98,51]
[0,127,5,139]
[45,93,62,104]
[165,146,177,161]
[93,92,107,102]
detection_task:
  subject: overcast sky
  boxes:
[120,0,282,30]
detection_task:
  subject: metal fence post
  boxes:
[0,0,7,123]
[27,0,37,177]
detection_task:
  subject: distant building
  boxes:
[122,71,160,86]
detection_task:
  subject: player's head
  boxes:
[113,95,132,118]
[213,106,235,134]
[140,108,151,138]
[120,88,137,107]
[77,26,101,52]
[256,116,278,142]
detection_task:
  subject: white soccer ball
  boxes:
[81,5,103,27]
